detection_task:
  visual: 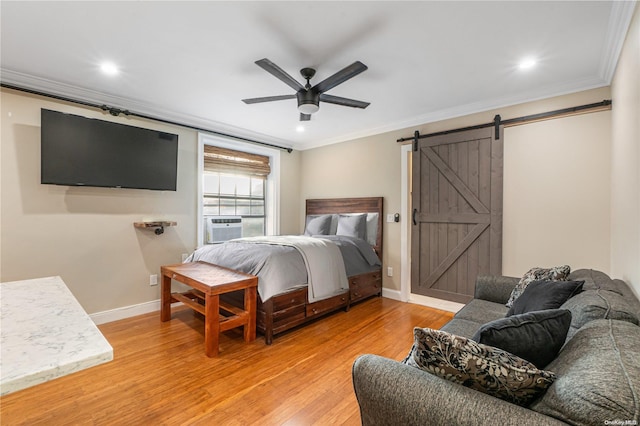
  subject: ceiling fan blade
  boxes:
[300,113,311,121]
[242,94,296,104]
[312,61,368,94]
[319,94,370,109]
[255,58,304,92]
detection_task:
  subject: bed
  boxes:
[185,197,383,344]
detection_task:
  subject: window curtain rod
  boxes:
[1,82,293,153]
[396,99,612,144]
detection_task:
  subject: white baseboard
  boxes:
[408,294,464,313]
[91,291,464,325]
[381,288,403,301]
[382,288,463,314]
[90,299,161,325]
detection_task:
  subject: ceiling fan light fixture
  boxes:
[297,90,320,114]
[298,102,319,115]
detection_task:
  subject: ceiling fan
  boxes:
[242,58,370,121]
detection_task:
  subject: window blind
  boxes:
[203,145,271,177]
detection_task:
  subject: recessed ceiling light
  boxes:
[296,125,305,133]
[518,57,537,70]
[100,62,119,76]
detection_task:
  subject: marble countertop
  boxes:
[1,276,113,396]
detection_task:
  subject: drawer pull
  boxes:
[291,298,296,303]
[312,308,318,314]
[354,292,360,297]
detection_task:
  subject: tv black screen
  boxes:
[41,109,178,191]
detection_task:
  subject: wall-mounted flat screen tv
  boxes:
[41,109,179,191]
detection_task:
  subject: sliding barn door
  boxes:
[411,127,503,303]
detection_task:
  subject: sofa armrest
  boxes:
[352,354,564,426]
[474,275,519,304]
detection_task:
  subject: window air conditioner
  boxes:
[204,216,242,243]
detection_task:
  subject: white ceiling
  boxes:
[1,1,635,151]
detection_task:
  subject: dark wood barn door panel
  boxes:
[411,127,503,303]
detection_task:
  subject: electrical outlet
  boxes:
[387,266,393,277]
[181,253,189,262]
[149,274,158,286]
[386,214,394,223]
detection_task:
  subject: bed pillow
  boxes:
[403,327,556,406]
[336,213,367,240]
[507,280,584,316]
[506,265,571,308]
[471,309,572,369]
[303,214,332,236]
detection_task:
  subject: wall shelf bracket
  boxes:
[133,221,177,235]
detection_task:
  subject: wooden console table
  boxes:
[160,261,258,357]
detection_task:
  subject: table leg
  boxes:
[160,273,172,322]
[204,293,220,357]
[244,285,257,342]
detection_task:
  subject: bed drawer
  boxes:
[306,292,349,318]
[270,289,307,311]
[350,270,382,303]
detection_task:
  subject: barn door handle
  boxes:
[412,208,418,225]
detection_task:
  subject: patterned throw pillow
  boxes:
[506,265,571,308]
[403,327,556,406]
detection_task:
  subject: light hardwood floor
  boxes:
[0,297,453,425]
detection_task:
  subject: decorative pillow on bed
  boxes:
[336,213,367,240]
[403,327,556,406]
[507,279,584,316]
[506,265,571,308]
[304,214,332,236]
[471,309,572,369]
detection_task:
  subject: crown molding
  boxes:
[0,69,295,150]
[599,1,637,83]
[299,76,609,151]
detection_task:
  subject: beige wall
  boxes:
[611,4,640,297]
[279,149,302,235]
[300,133,404,290]
[0,88,301,314]
[503,112,611,275]
[300,87,613,292]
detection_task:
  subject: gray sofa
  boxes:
[352,269,640,426]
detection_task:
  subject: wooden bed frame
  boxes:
[222,197,383,344]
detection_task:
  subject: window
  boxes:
[203,173,265,237]
[197,134,280,247]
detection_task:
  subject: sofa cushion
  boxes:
[530,319,640,424]
[506,265,571,308]
[472,309,571,369]
[507,280,584,316]
[440,318,484,339]
[454,299,510,325]
[403,327,556,406]
[561,289,640,341]
[568,268,620,291]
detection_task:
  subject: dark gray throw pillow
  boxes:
[472,309,572,369]
[507,279,584,316]
[303,215,332,236]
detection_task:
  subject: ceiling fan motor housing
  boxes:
[297,90,320,114]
